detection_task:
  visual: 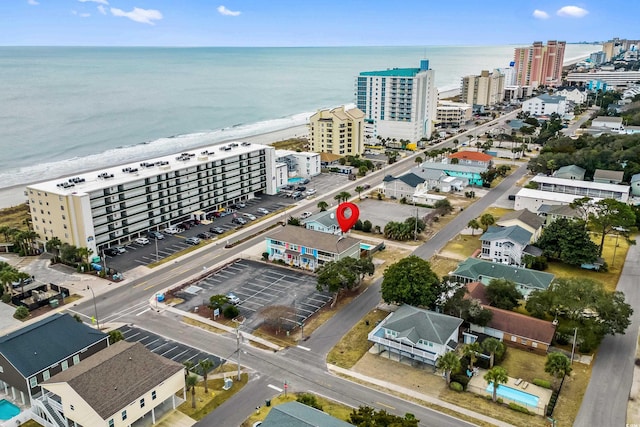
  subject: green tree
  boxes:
[198,359,215,394]
[482,337,502,368]
[484,366,509,402]
[479,213,495,231]
[535,217,598,265]
[354,186,364,199]
[486,279,522,310]
[381,256,442,309]
[544,352,572,389]
[296,393,323,411]
[467,219,481,236]
[588,198,636,256]
[14,306,29,320]
[350,406,419,427]
[436,351,461,385]
[47,236,62,257]
[316,257,373,305]
[415,156,423,164]
[463,342,482,370]
[186,374,198,409]
[208,294,229,314]
[287,216,301,226]
[434,199,453,215]
[317,201,329,212]
[108,330,124,344]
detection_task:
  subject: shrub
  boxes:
[508,402,531,414]
[297,393,323,410]
[362,220,373,233]
[449,382,463,392]
[533,379,552,389]
[377,192,383,200]
[450,374,470,390]
[354,219,363,231]
[1,294,10,304]
[14,306,29,320]
[262,252,269,261]
[223,305,239,319]
[497,398,504,404]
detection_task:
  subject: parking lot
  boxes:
[118,325,224,370]
[356,198,433,230]
[174,259,332,332]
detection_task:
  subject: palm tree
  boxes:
[198,359,214,393]
[334,194,343,203]
[47,236,62,257]
[354,186,364,200]
[317,201,329,212]
[436,351,461,385]
[186,374,198,409]
[463,342,481,370]
[0,269,18,294]
[544,352,572,389]
[484,366,508,402]
[0,226,11,243]
[479,213,495,231]
[482,338,502,368]
[415,156,423,164]
[183,361,195,378]
[77,247,94,268]
[467,219,481,236]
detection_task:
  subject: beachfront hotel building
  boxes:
[514,41,566,87]
[308,106,365,156]
[356,59,437,142]
[26,142,277,254]
[436,101,472,128]
[460,70,505,107]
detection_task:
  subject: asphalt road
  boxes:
[573,242,640,427]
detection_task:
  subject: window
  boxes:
[108,420,114,427]
[29,377,38,388]
[0,366,3,373]
[73,355,80,365]
[61,360,69,371]
[43,370,50,381]
[140,398,145,408]
[152,390,157,400]
[121,410,127,421]
[510,336,517,342]
[70,404,74,411]
[531,342,538,348]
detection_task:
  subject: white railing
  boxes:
[369,334,437,362]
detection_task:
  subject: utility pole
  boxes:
[570,327,578,364]
[155,237,159,262]
[234,317,244,381]
[414,202,418,241]
[88,286,99,330]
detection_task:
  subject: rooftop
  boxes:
[594,169,624,182]
[383,172,425,188]
[381,305,463,346]
[483,306,556,344]
[448,151,493,162]
[419,161,487,174]
[532,175,630,193]
[497,208,545,230]
[360,68,421,77]
[480,225,532,246]
[517,188,586,203]
[453,258,555,291]
[261,401,352,427]
[266,226,361,254]
[593,116,623,123]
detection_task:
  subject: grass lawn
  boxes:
[20,421,44,427]
[500,347,552,384]
[326,308,390,368]
[428,255,461,278]
[440,234,481,259]
[270,137,309,151]
[177,372,248,421]
[0,203,30,230]
[241,393,354,427]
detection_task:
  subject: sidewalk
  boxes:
[328,364,515,427]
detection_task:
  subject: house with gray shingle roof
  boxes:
[553,165,586,181]
[480,225,540,266]
[452,258,555,298]
[594,169,624,184]
[496,209,545,241]
[368,305,462,366]
[304,210,340,235]
[38,341,184,427]
[261,401,352,427]
[0,313,108,405]
[382,173,425,199]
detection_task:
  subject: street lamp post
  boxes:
[155,237,159,262]
[612,232,620,267]
[87,286,99,330]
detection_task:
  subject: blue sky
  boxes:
[1,1,636,46]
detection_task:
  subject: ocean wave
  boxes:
[0,111,314,189]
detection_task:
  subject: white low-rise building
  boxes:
[555,87,588,105]
[275,150,321,179]
[522,94,567,116]
[591,116,624,131]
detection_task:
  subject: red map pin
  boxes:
[336,202,360,233]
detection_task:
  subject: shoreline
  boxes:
[0,124,310,210]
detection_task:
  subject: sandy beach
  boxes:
[0,124,310,210]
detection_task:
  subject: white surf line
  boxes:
[296,345,311,351]
[267,384,283,392]
[136,308,151,316]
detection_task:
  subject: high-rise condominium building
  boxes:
[26,142,276,255]
[356,59,437,141]
[514,41,566,87]
[460,70,505,107]
[603,38,640,62]
[308,106,365,156]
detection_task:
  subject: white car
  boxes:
[243,213,257,221]
[164,227,182,235]
[305,189,316,195]
[257,207,269,215]
[134,237,150,245]
[300,211,313,219]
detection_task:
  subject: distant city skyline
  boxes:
[1,1,636,47]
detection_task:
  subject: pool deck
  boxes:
[467,368,553,416]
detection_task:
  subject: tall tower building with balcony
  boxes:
[514,41,566,87]
[308,105,365,156]
[356,59,437,142]
[460,70,505,107]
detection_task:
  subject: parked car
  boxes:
[226,292,240,305]
[114,246,127,254]
[257,207,269,215]
[210,226,225,234]
[11,277,34,288]
[179,222,192,230]
[104,248,119,256]
[147,231,165,240]
[164,227,181,235]
[134,237,150,245]
[185,237,201,245]
[232,217,247,225]
[291,192,302,199]
[196,232,213,239]
[302,178,310,185]
[237,202,246,208]
[300,211,313,219]
[305,189,316,195]
[295,186,306,192]
[243,213,257,221]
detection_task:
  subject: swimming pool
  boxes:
[486,384,539,408]
[360,243,376,250]
[288,177,303,184]
[0,399,20,420]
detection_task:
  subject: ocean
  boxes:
[0,44,598,189]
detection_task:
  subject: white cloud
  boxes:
[532,9,549,19]
[27,0,39,5]
[97,5,106,15]
[557,5,589,18]
[79,0,109,4]
[110,7,163,25]
[217,5,241,16]
[71,10,90,17]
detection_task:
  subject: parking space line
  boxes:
[136,308,151,316]
[161,345,179,356]
[145,338,159,347]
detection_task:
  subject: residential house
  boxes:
[411,168,447,190]
[319,152,343,168]
[0,313,108,405]
[521,94,568,116]
[382,173,424,199]
[593,169,624,184]
[591,116,624,131]
[555,87,588,105]
[275,150,321,179]
[35,341,184,427]
[260,401,352,427]
[514,187,583,212]
[368,305,462,366]
[537,204,582,225]
[452,258,555,298]
[479,225,541,266]
[448,151,493,168]
[553,165,586,181]
[304,210,340,235]
[265,226,361,271]
[496,209,545,241]
[411,167,468,192]
[632,173,640,197]
[419,161,487,186]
